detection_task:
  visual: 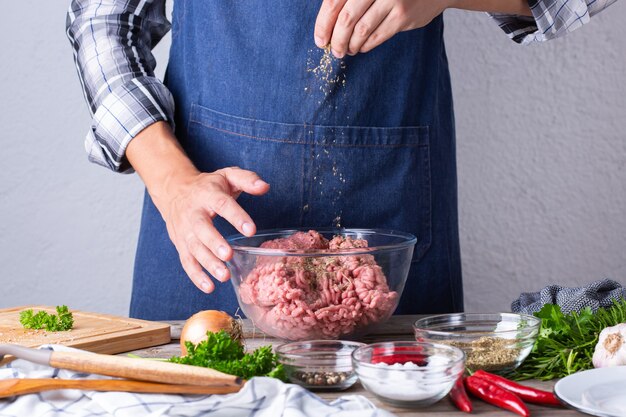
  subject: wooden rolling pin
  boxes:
[0,378,242,398]
[0,344,242,387]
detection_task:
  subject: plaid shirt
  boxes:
[492,0,617,43]
[66,0,616,173]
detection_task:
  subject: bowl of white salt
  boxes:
[352,341,465,408]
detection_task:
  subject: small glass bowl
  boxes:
[276,340,365,391]
[413,313,541,373]
[352,341,465,408]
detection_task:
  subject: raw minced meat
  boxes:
[238,230,398,339]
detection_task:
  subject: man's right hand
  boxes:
[126,122,270,293]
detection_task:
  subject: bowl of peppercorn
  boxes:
[413,313,541,373]
[276,340,365,390]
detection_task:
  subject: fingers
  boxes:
[171,214,230,293]
[315,0,349,48]
[206,190,257,237]
[214,167,270,237]
[330,0,376,58]
[163,168,268,293]
[186,234,231,282]
[219,166,270,196]
[179,249,215,294]
[192,212,233,263]
[358,7,401,53]
[348,1,393,54]
[317,0,438,58]
[176,214,232,294]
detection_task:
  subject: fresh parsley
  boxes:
[169,330,286,381]
[510,298,626,380]
[19,305,74,331]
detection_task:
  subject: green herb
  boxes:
[169,330,286,381]
[19,305,74,331]
[509,298,626,381]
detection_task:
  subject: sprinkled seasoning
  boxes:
[304,45,348,227]
[307,45,346,97]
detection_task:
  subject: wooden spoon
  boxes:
[0,378,242,398]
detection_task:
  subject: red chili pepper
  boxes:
[465,375,530,417]
[473,370,562,407]
[449,377,473,413]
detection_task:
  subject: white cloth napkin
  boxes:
[0,345,395,417]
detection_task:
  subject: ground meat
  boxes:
[238,230,398,339]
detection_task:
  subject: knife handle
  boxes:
[49,351,242,387]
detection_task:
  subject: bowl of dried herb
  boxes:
[413,313,540,373]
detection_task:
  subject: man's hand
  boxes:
[314,0,532,58]
[126,122,270,294]
[161,168,270,294]
[314,0,450,58]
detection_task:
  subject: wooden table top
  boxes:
[126,315,585,417]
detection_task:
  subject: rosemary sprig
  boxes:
[509,298,626,380]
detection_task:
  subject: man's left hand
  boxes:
[314,0,450,58]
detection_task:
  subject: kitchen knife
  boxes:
[0,344,242,387]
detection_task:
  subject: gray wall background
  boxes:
[1,1,624,316]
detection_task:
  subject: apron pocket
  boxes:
[186,103,432,261]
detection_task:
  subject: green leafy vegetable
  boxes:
[509,298,626,381]
[19,305,74,331]
[169,330,286,381]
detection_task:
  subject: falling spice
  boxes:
[307,45,346,97]
[304,45,348,227]
[445,337,521,371]
[332,215,342,228]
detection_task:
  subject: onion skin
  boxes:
[179,310,243,355]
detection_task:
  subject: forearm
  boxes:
[126,122,199,211]
[450,0,531,16]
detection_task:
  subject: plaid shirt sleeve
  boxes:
[66,0,174,173]
[490,0,618,44]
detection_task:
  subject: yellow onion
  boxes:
[179,310,243,355]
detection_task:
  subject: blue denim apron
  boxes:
[130,1,463,320]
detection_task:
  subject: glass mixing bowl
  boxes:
[226,228,416,341]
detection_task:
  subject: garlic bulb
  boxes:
[592,323,626,368]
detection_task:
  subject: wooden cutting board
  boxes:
[0,306,171,365]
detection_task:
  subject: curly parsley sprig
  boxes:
[19,305,74,331]
[169,330,286,381]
